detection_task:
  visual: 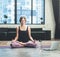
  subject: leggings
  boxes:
[10,41,37,48]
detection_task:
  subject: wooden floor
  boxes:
[0,41,11,46]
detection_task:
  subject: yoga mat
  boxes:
[0,46,11,48]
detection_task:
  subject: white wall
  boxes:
[44,0,55,39]
[0,0,55,39]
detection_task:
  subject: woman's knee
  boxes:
[10,41,23,48]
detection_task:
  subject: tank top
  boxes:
[18,26,30,42]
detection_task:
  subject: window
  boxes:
[0,0,45,24]
[0,0,15,24]
[17,0,45,24]
[17,0,31,24]
[33,0,45,24]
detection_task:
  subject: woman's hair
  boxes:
[19,16,26,22]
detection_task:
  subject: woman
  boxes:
[10,16,37,48]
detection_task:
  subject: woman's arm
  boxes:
[28,26,35,42]
[12,27,19,41]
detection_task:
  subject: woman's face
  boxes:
[21,18,26,25]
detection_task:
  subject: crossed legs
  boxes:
[10,41,37,48]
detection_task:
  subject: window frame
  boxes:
[0,0,45,25]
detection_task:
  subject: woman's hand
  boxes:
[32,40,36,43]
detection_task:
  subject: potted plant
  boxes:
[4,15,8,24]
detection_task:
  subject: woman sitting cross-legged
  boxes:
[10,16,37,48]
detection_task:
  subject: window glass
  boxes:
[0,0,15,24]
[17,0,31,24]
